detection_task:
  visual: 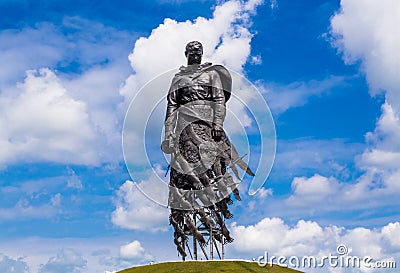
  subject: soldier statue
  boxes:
[161,41,254,258]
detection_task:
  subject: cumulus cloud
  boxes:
[282,169,400,220]
[287,174,340,206]
[330,0,400,166]
[0,22,65,88]
[360,102,400,171]
[330,0,400,113]
[231,217,400,272]
[0,68,97,165]
[247,0,400,226]
[0,253,29,273]
[0,16,132,87]
[257,0,400,226]
[119,240,153,261]
[119,0,264,126]
[312,0,400,220]
[254,134,400,220]
[0,237,150,273]
[232,218,337,256]
[38,249,87,273]
[111,167,170,231]
[119,241,144,260]
[117,1,270,156]
[0,17,132,167]
[91,240,154,271]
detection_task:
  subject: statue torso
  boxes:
[174,63,215,105]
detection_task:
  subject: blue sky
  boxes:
[1,0,400,272]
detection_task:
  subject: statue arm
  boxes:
[211,70,226,131]
[164,82,179,139]
[162,82,179,154]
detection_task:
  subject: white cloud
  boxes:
[268,0,278,11]
[382,222,400,250]
[61,61,131,164]
[287,174,339,206]
[231,217,400,272]
[250,55,262,65]
[66,167,84,190]
[321,0,400,220]
[0,17,133,167]
[38,249,87,273]
[0,17,131,89]
[257,187,273,198]
[0,23,65,88]
[0,237,155,273]
[119,240,153,261]
[330,0,400,113]
[0,68,97,165]
[282,169,400,219]
[0,193,62,221]
[0,253,29,273]
[119,0,263,113]
[331,0,400,118]
[254,0,400,228]
[330,0,400,171]
[0,174,97,222]
[359,102,400,171]
[247,0,400,228]
[231,218,337,257]
[111,168,170,231]
[119,241,144,260]
[258,133,400,218]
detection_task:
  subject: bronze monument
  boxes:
[162,41,254,259]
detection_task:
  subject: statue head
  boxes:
[185,41,203,65]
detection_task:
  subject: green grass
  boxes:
[117,260,303,273]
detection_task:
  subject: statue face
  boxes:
[186,47,203,65]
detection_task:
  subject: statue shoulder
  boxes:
[204,64,229,74]
[169,72,183,93]
[200,62,213,69]
[204,64,232,102]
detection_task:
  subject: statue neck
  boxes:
[186,63,200,71]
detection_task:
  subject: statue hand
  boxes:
[161,136,175,154]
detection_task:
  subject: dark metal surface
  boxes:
[162,41,255,260]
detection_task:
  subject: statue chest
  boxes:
[177,73,213,102]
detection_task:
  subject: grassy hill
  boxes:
[117,260,303,273]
